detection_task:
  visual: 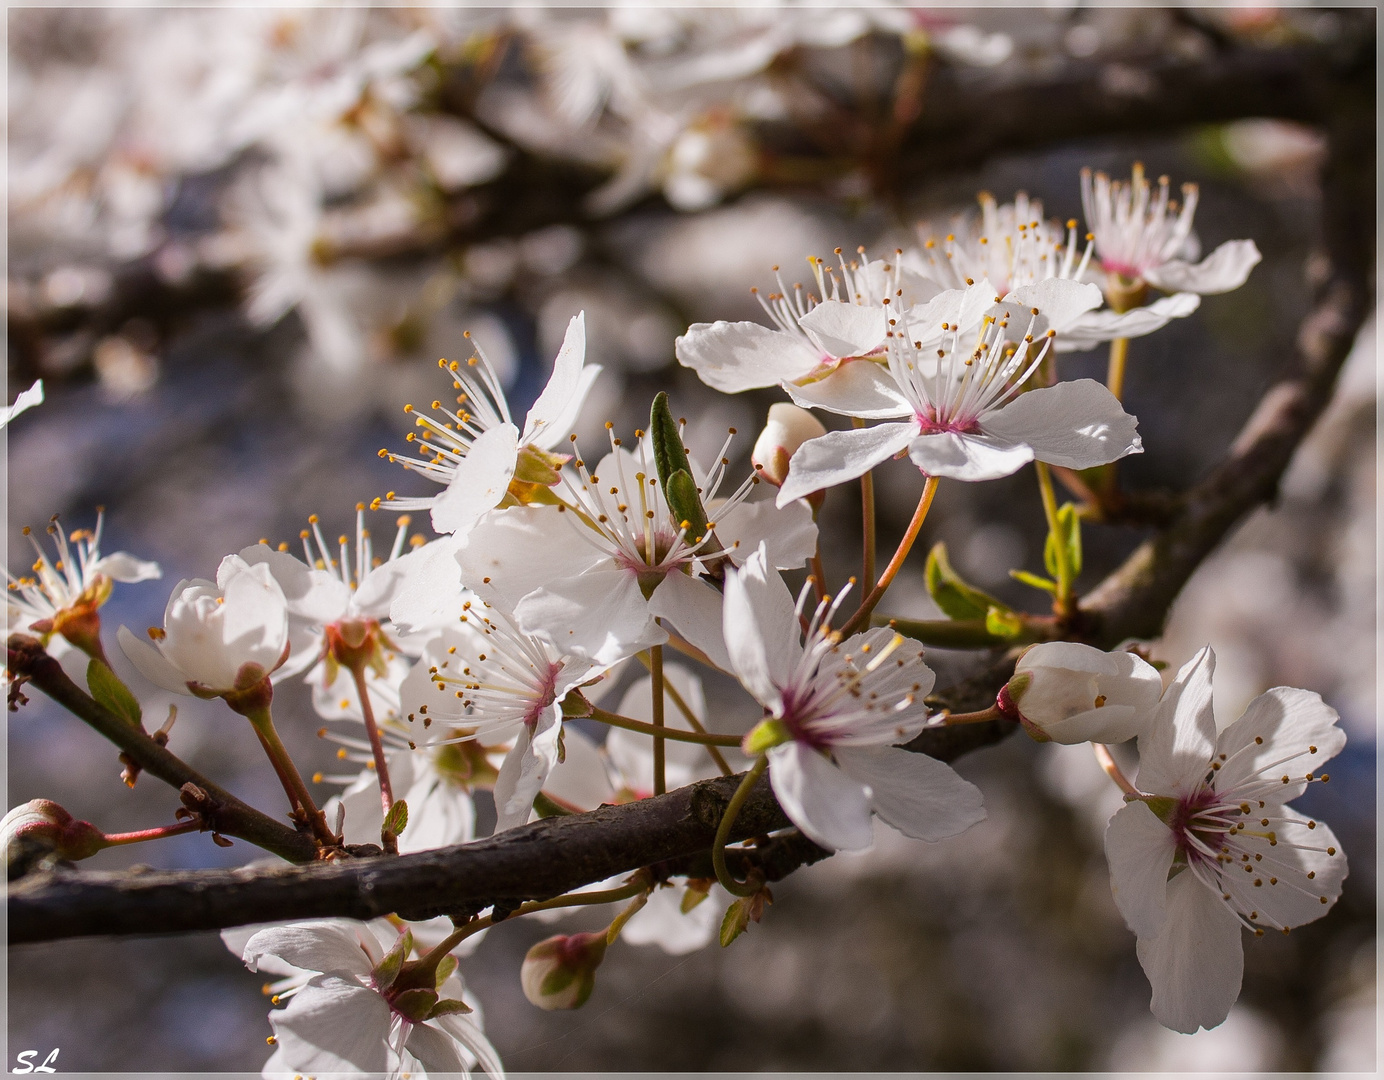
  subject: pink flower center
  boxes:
[916,407,982,436]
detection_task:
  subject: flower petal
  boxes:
[835,745,986,842]
[1226,818,1346,931]
[243,920,380,978]
[515,567,664,666]
[768,741,875,852]
[1013,642,1164,745]
[457,506,607,611]
[1135,869,1244,1034]
[236,546,350,627]
[523,311,599,450]
[1213,686,1346,800]
[798,299,887,359]
[784,358,913,418]
[999,278,1103,335]
[493,705,562,831]
[981,379,1142,471]
[621,882,719,955]
[648,571,731,673]
[1104,800,1178,940]
[1144,239,1262,295]
[117,626,194,695]
[431,422,520,536]
[89,552,162,584]
[1137,646,1219,796]
[388,535,468,634]
[777,421,916,507]
[722,543,799,712]
[405,1019,468,1074]
[714,496,817,570]
[675,320,820,392]
[906,431,1034,482]
[432,1010,506,1078]
[267,973,391,1074]
[1053,293,1201,353]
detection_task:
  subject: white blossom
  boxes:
[1005,641,1163,744]
[1104,646,1347,1033]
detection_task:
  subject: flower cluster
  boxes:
[4,157,1347,1076]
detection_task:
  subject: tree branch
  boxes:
[6,636,319,865]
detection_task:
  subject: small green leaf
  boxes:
[1060,502,1083,578]
[87,659,143,728]
[1043,527,1062,581]
[383,799,409,838]
[719,897,753,947]
[649,392,693,492]
[925,543,1009,621]
[1009,569,1058,595]
[984,606,1025,640]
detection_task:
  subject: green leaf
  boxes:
[1060,502,1083,578]
[1043,503,1083,586]
[665,470,711,545]
[984,606,1025,640]
[650,392,694,493]
[383,799,409,838]
[1009,569,1058,596]
[719,897,753,947]
[87,659,143,728]
[925,542,1009,621]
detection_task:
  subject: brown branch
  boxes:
[6,636,319,865]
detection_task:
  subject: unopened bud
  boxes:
[1003,642,1162,745]
[752,404,826,488]
[520,931,607,1010]
[3,799,105,872]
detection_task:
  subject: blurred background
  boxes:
[5,6,1374,1073]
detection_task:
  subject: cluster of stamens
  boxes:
[751,245,904,356]
[6,511,111,619]
[1081,162,1198,281]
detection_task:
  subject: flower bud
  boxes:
[3,799,105,872]
[752,404,826,488]
[520,931,608,1010]
[1003,642,1162,745]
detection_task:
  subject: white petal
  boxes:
[835,745,985,842]
[457,507,607,611]
[648,572,731,673]
[432,1011,506,1078]
[621,883,719,955]
[905,279,1000,342]
[1137,646,1219,796]
[723,544,799,711]
[389,535,468,635]
[777,421,916,506]
[1013,642,1164,745]
[268,973,390,1073]
[405,1020,468,1074]
[1144,239,1262,295]
[237,546,350,627]
[798,299,887,359]
[219,561,290,672]
[906,431,1033,482]
[494,707,562,831]
[1000,278,1103,335]
[1053,293,1201,353]
[243,920,380,978]
[432,422,521,536]
[1228,818,1346,930]
[543,728,616,809]
[714,496,817,571]
[523,311,597,450]
[1,379,43,426]
[981,379,1142,471]
[400,761,477,853]
[117,626,193,695]
[89,552,162,584]
[515,567,664,666]
[675,320,820,392]
[1104,800,1177,940]
[784,358,913,418]
[1213,687,1346,800]
[1136,870,1244,1034]
[768,741,875,852]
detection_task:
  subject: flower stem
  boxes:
[586,705,743,746]
[1034,461,1073,617]
[99,818,204,847]
[605,890,650,942]
[712,755,770,898]
[350,664,397,854]
[939,704,1005,726]
[1093,742,1140,797]
[650,644,666,796]
[839,476,940,636]
[247,708,336,846]
[637,652,732,775]
[809,546,827,606]
[853,417,877,593]
[1106,336,1130,402]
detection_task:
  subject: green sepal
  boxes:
[561,690,593,718]
[539,964,578,997]
[383,799,409,838]
[1141,795,1178,825]
[512,444,570,486]
[719,897,753,947]
[984,606,1026,640]
[87,659,143,728]
[925,543,1009,621]
[650,392,693,492]
[1009,569,1059,596]
[373,929,413,991]
[681,879,713,914]
[427,997,474,1019]
[391,988,440,1023]
[743,720,790,756]
[433,953,459,989]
